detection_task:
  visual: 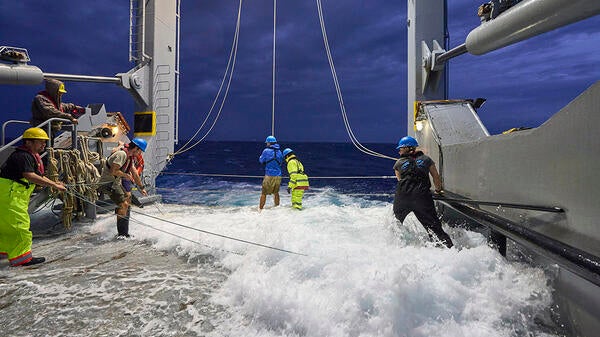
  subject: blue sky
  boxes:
[1,1,599,143]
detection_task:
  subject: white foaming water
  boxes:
[1,188,558,336]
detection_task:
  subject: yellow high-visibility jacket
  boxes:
[286,155,309,190]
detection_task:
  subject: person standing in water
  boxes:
[98,138,148,238]
[393,136,453,248]
[258,136,283,210]
[282,148,309,210]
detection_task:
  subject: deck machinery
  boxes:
[0,0,180,196]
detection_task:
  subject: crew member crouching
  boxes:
[99,138,148,238]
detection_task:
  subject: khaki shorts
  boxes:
[99,181,128,204]
[261,176,282,195]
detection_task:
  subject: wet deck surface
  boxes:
[0,232,230,337]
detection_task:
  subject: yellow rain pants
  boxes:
[0,178,35,266]
[286,156,309,210]
[291,189,305,210]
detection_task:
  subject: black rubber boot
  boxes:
[22,257,46,266]
[116,215,130,237]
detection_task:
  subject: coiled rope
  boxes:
[43,137,101,229]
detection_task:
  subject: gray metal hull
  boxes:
[420,81,600,336]
[443,81,600,253]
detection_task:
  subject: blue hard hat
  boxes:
[283,148,293,157]
[396,136,418,149]
[131,138,148,152]
[265,135,277,143]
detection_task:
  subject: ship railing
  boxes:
[0,117,78,158]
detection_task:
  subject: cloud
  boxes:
[1,0,599,141]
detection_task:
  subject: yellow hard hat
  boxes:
[23,127,50,140]
[58,83,67,94]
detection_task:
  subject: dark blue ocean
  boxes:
[157,141,398,205]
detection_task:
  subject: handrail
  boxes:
[433,195,564,213]
[436,197,600,287]
[2,120,31,146]
[0,117,76,153]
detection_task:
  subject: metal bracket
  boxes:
[421,40,446,94]
[117,64,151,109]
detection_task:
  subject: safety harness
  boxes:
[263,147,282,166]
[106,149,133,173]
[396,151,432,194]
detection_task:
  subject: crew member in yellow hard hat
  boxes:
[30,79,81,136]
[0,128,67,266]
[282,148,309,210]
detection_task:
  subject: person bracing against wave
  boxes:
[393,136,453,248]
[258,136,283,210]
[30,79,82,137]
[111,141,145,197]
[98,138,148,238]
[0,128,67,266]
[283,148,309,210]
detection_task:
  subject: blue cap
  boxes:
[265,135,277,143]
[283,148,293,157]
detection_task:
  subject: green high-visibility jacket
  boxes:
[286,155,309,190]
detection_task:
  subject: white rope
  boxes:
[315,0,397,161]
[171,0,243,157]
[154,187,394,198]
[64,186,309,257]
[164,0,400,166]
[158,171,395,179]
[271,0,277,136]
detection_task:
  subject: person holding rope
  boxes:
[111,141,145,196]
[98,138,148,238]
[258,135,283,211]
[282,148,309,210]
[0,128,67,267]
[393,136,453,248]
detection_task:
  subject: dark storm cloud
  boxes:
[1,0,599,142]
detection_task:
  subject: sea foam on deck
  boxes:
[98,189,556,336]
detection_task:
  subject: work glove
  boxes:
[287,187,291,194]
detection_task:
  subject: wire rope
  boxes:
[64,185,309,257]
[171,0,243,157]
[315,0,397,161]
[271,0,277,136]
[158,171,395,179]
